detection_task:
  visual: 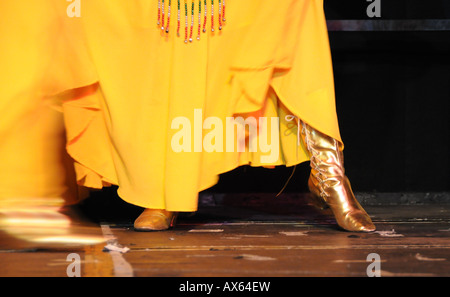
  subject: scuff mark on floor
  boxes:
[333,259,386,263]
[415,253,446,262]
[380,270,435,277]
[188,229,224,233]
[234,254,276,261]
[279,231,308,236]
[375,229,404,237]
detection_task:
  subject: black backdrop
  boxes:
[208,0,450,195]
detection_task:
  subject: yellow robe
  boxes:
[0,1,94,207]
[2,0,342,212]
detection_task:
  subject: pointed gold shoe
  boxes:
[300,121,376,232]
[134,209,178,231]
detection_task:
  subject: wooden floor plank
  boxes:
[1,204,449,277]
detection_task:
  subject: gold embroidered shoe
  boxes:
[300,121,376,232]
[134,209,178,231]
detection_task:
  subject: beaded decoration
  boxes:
[157,0,227,43]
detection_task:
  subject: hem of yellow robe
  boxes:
[60,77,343,212]
[272,85,344,151]
[60,69,343,212]
[62,84,342,212]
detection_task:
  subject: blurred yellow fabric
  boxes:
[0,1,95,207]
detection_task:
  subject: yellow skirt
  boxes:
[2,1,343,211]
[0,1,95,207]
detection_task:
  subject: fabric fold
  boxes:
[61,85,117,190]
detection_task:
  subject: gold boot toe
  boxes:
[134,209,177,231]
[301,121,376,233]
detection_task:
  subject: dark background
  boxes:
[208,0,450,195]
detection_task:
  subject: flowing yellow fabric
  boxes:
[0,1,95,207]
[1,0,343,212]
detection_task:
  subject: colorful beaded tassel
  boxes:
[157,0,227,43]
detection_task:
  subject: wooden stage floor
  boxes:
[1,193,449,278]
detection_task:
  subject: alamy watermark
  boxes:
[366,253,382,277]
[66,0,81,18]
[66,253,81,277]
[170,109,283,164]
[367,0,382,18]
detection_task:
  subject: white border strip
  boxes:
[101,224,134,277]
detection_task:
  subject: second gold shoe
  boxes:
[134,209,177,231]
[300,121,376,233]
